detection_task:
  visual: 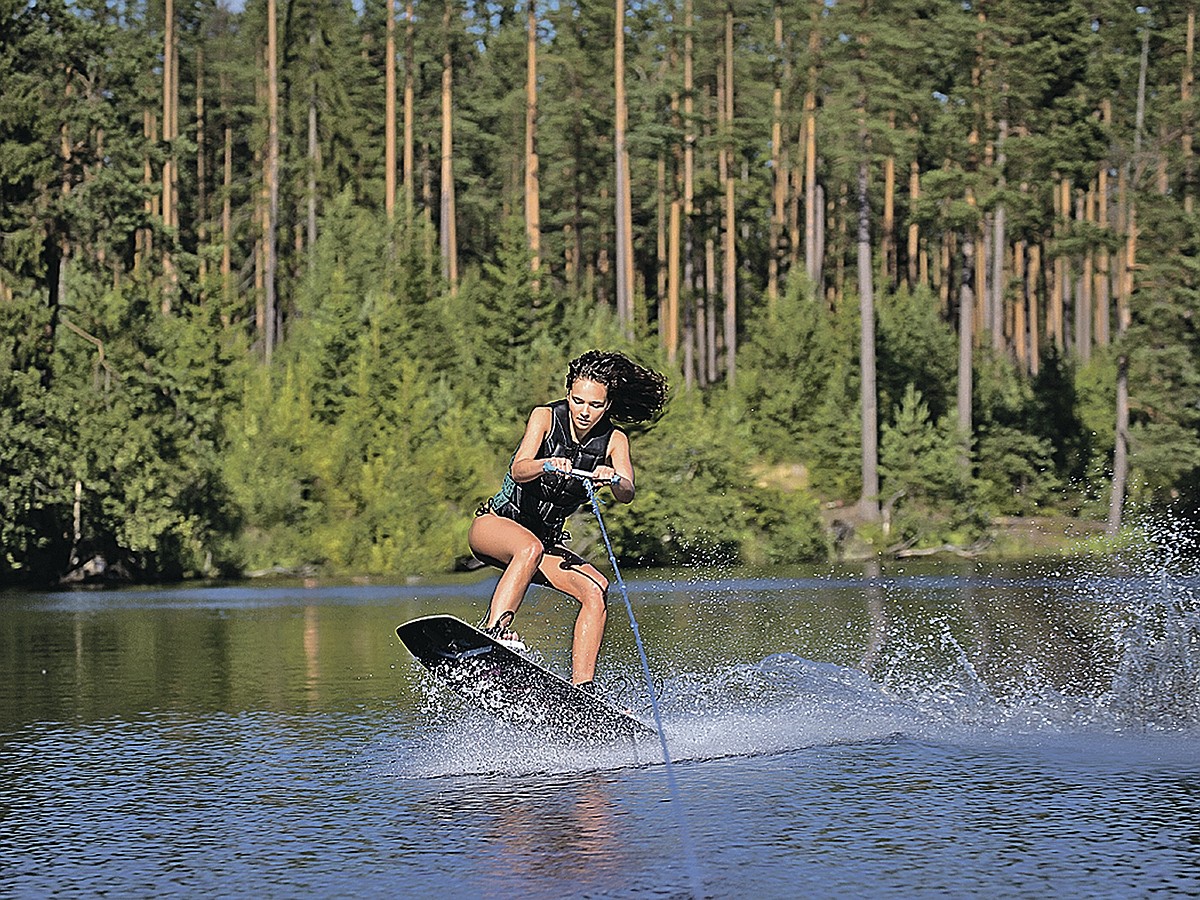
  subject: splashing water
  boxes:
[397,515,1200,786]
[1092,516,1200,730]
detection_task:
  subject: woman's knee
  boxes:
[578,580,609,615]
[510,537,545,572]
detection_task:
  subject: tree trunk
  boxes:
[221,72,232,302]
[907,156,920,288]
[804,4,819,287]
[403,0,415,214]
[307,25,319,257]
[667,198,681,362]
[857,157,879,521]
[525,0,541,282]
[1050,177,1066,352]
[990,118,1007,351]
[138,109,155,273]
[1028,238,1040,376]
[656,155,666,315]
[614,0,635,331]
[1014,239,1027,369]
[440,0,458,293]
[938,230,951,313]
[682,0,695,383]
[1076,189,1091,361]
[700,212,710,384]
[882,115,895,285]
[385,0,397,219]
[767,2,785,306]
[957,236,975,448]
[1096,100,1111,347]
[721,5,736,383]
[161,0,177,312]
[1109,26,1149,534]
[196,44,207,287]
[265,0,279,360]
[1185,8,1196,213]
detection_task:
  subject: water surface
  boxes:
[3,553,1199,897]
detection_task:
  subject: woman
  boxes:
[469,350,668,689]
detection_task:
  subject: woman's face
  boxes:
[566,377,610,438]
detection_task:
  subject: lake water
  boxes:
[3,543,1200,898]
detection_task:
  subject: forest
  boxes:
[2,0,1199,585]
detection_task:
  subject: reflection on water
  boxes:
[3,548,1200,897]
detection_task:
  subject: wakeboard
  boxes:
[396,614,656,744]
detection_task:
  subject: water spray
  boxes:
[550,462,706,898]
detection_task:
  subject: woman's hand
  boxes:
[592,465,620,486]
[543,456,573,476]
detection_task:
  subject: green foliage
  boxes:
[876,285,957,424]
[804,360,863,500]
[879,385,983,546]
[0,271,239,584]
[972,349,1084,516]
[223,207,496,576]
[974,426,1063,516]
[603,388,827,567]
[737,274,838,463]
[5,0,1200,582]
[0,368,72,579]
[1124,195,1200,512]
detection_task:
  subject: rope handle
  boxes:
[542,459,622,486]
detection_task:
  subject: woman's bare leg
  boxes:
[537,551,609,684]
[467,513,544,628]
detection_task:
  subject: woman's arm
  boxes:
[508,407,558,483]
[598,430,635,503]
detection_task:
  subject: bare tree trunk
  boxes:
[957,236,975,443]
[1076,189,1091,361]
[1050,177,1066,352]
[704,220,717,383]
[990,118,1007,351]
[682,0,695,383]
[440,0,458,293]
[307,26,319,257]
[221,72,232,303]
[385,0,397,219]
[857,157,879,522]
[196,45,208,288]
[767,1,785,305]
[1014,239,1027,369]
[1096,100,1112,346]
[1109,27,1149,534]
[656,155,667,315]
[1186,8,1196,213]
[803,5,819,287]
[667,197,681,361]
[265,0,279,360]
[815,182,826,292]
[137,108,155,273]
[161,0,177,313]
[525,0,541,282]
[907,156,920,288]
[403,0,415,215]
[1028,238,1040,376]
[720,4,736,383]
[882,115,895,285]
[614,0,634,331]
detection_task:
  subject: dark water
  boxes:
[3,547,1200,898]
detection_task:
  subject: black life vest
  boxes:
[487,399,617,546]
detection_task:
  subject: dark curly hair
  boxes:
[565,350,669,424]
